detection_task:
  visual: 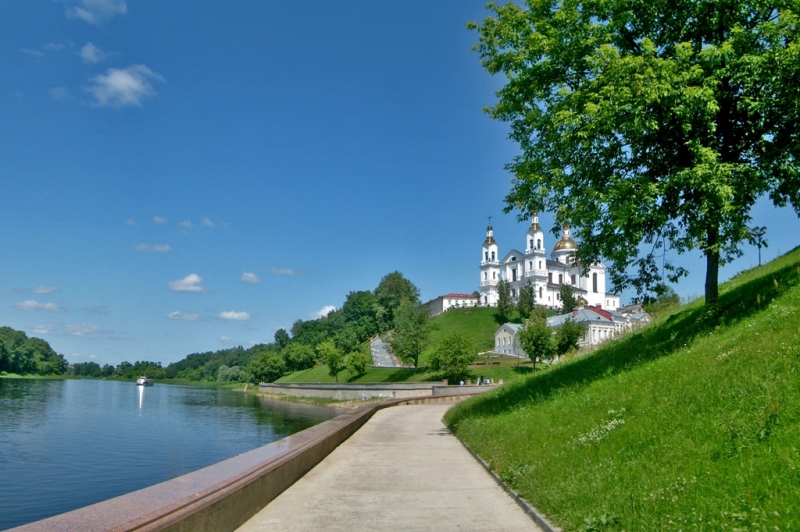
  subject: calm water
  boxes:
[0,378,339,530]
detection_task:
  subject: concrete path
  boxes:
[236,404,542,532]
[370,336,397,367]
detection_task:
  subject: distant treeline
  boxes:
[0,326,68,376]
[66,271,421,384]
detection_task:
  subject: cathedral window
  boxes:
[558,274,563,284]
[484,272,487,280]
[548,272,552,283]
[493,272,496,279]
[593,273,598,293]
[539,287,543,299]
[485,251,488,261]
[529,238,533,249]
[536,238,541,249]
[512,269,517,282]
[529,261,532,270]
[491,251,495,261]
[571,274,576,285]
[538,260,542,269]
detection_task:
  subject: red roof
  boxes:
[585,305,612,320]
[441,293,477,299]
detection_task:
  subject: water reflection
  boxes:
[0,379,339,530]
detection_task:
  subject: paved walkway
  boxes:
[370,336,397,367]
[236,404,542,532]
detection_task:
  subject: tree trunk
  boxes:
[705,229,720,306]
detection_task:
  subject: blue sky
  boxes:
[1,1,797,366]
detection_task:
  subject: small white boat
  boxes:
[136,376,153,386]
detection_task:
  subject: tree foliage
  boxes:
[0,327,67,376]
[317,339,345,382]
[559,284,579,314]
[471,1,800,306]
[249,350,286,383]
[375,271,420,329]
[555,318,588,355]
[346,349,369,379]
[517,280,536,319]
[388,301,433,369]
[519,317,557,369]
[496,279,514,323]
[429,333,476,383]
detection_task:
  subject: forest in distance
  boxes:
[2,271,422,384]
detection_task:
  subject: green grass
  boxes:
[444,248,800,531]
[276,359,546,384]
[277,306,556,384]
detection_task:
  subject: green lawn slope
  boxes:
[445,248,800,531]
[420,307,499,363]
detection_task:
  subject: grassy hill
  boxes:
[276,306,541,384]
[445,248,800,531]
[420,307,499,363]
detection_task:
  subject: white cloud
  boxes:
[32,325,56,335]
[33,285,58,294]
[21,48,44,57]
[89,354,98,359]
[15,300,64,312]
[309,305,336,319]
[125,219,136,225]
[168,274,206,292]
[240,272,260,284]
[67,0,127,25]
[270,267,304,276]
[134,243,172,252]
[220,311,251,321]
[88,64,165,108]
[167,311,200,321]
[80,42,107,63]
[153,215,167,224]
[202,217,216,228]
[65,324,101,336]
[178,220,193,228]
[50,87,70,101]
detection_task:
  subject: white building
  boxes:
[479,214,620,310]
[425,293,478,317]
[494,323,524,356]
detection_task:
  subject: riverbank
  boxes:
[445,248,800,531]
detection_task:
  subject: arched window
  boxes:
[484,272,487,280]
[536,238,541,249]
[539,287,543,299]
[593,272,598,293]
[529,238,533,249]
[491,251,495,261]
[538,260,542,269]
[485,251,488,261]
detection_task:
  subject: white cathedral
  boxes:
[479,214,620,311]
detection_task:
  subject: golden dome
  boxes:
[484,225,495,245]
[553,237,578,251]
[528,221,542,233]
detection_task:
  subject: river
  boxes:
[0,378,340,530]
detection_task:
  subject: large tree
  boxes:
[496,279,514,322]
[429,333,476,383]
[471,1,800,306]
[388,300,433,369]
[517,280,536,319]
[375,271,421,329]
[519,316,557,370]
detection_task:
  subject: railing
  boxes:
[480,280,498,286]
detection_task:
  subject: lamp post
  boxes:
[750,226,767,266]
